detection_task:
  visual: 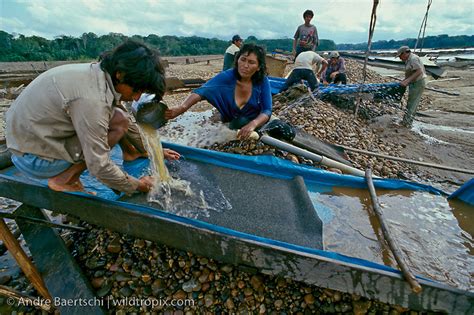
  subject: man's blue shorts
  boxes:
[12,153,72,179]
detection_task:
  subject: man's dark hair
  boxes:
[100,40,166,101]
[303,10,314,18]
[233,43,267,84]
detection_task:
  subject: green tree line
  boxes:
[337,34,474,51]
[0,30,336,62]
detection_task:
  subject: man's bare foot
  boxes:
[48,178,94,194]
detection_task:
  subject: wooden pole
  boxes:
[339,144,474,174]
[389,75,460,96]
[0,219,52,301]
[365,168,422,293]
[0,285,53,312]
[355,0,379,117]
[0,211,88,232]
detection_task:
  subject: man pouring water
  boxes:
[6,40,180,194]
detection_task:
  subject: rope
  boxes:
[414,0,433,53]
[355,0,380,117]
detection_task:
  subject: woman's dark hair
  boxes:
[100,40,166,101]
[303,10,314,18]
[233,43,267,84]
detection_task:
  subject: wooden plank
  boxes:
[14,205,105,315]
[0,218,52,301]
[0,176,473,313]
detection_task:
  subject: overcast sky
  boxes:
[1,0,473,44]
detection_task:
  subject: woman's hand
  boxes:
[237,121,258,140]
[163,148,180,160]
[164,106,184,120]
[137,175,154,193]
[164,93,202,120]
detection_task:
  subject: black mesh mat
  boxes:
[122,159,323,249]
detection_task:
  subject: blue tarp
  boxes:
[449,178,474,205]
[267,76,404,100]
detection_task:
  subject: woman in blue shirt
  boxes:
[165,44,272,139]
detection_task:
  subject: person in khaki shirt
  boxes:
[6,40,180,194]
[397,46,427,127]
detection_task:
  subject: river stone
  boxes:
[107,237,122,254]
[151,279,165,294]
[249,275,263,291]
[173,290,187,300]
[91,277,104,289]
[183,279,199,292]
[85,257,106,269]
[201,282,210,292]
[198,268,210,283]
[119,286,133,297]
[204,294,214,307]
[353,300,372,315]
[304,293,315,305]
[274,299,283,309]
[243,287,253,296]
[115,273,132,282]
[141,274,151,283]
[96,282,112,297]
[220,264,233,273]
[225,298,235,309]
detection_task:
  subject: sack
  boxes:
[260,119,296,142]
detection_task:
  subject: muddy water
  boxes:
[309,185,474,291]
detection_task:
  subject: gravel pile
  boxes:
[69,228,411,314]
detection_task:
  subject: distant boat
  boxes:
[340,52,446,79]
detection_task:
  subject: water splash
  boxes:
[138,123,231,218]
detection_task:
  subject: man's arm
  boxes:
[317,59,328,78]
[313,26,319,50]
[401,68,423,87]
[69,100,140,194]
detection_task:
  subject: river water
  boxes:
[308,186,473,292]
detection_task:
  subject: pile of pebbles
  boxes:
[70,228,411,314]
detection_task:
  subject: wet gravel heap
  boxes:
[69,228,413,314]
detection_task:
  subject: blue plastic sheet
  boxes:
[267,76,404,99]
[449,178,474,205]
